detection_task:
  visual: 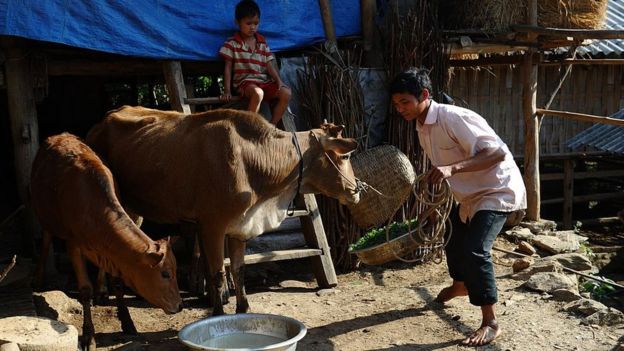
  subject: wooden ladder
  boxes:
[162,61,337,288]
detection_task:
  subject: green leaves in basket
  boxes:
[349,218,418,252]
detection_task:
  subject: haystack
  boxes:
[445,0,609,32]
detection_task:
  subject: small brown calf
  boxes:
[30,133,182,351]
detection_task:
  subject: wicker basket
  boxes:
[347,145,416,229]
[349,229,443,266]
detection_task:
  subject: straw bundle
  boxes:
[447,0,609,32]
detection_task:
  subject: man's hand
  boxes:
[220,92,232,102]
[425,165,454,185]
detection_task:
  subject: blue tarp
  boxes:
[0,0,360,61]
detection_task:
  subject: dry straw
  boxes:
[455,0,609,32]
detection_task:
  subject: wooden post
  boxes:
[562,159,574,229]
[162,61,191,114]
[361,0,383,67]
[318,0,337,48]
[522,0,540,221]
[4,46,41,255]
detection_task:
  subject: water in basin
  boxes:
[200,333,285,348]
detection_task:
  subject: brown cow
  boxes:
[86,106,361,315]
[30,133,182,351]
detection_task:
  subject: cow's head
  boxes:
[301,122,361,205]
[125,237,182,314]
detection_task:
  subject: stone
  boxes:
[316,288,339,297]
[583,309,624,326]
[520,219,557,234]
[551,288,582,302]
[512,257,534,273]
[563,298,608,316]
[517,241,537,255]
[532,235,580,254]
[279,280,309,289]
[0,316,78,351]
[511,260,563,281]
[0,343,19,351]
[542,253,594,271]
[505,227,535,241]
[553,230,589,243]
[523,272,577,293]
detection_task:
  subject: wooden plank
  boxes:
[541,169,624,181]
[562,159,574,229]
[537,108,624,126]
[186,96,242,105]
[224,249,322,266]
[541,191,624,205]
[511,25,624,40]
[297,194,338,288]
[162,61,191,114]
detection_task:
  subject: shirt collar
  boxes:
[423,99,439,125]
[233,32,266,45]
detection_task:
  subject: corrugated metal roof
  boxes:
[566,109,624,154]
[578,0,624,56]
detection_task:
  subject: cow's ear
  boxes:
[145,242,166,267]
[328,124,344,138]
[322,137,358,155]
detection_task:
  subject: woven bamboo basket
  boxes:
[349,228,438,266]
[346,145,416,229]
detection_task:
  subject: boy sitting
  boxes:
[219,0,291,125]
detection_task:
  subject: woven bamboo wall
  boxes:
[448,64,624,156]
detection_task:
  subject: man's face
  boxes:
[391,91,429,122]
[237,15,260,39]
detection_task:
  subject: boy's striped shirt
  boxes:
[219,32,275,88]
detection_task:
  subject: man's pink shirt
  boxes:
[416,100,527,222]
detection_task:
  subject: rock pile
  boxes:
[503,220,623,327]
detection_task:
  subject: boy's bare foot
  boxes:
[434,283,468,303]
[462,322,501,346]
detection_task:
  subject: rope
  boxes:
[386,173,454,264]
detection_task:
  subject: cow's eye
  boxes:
[339,154,350,161]
[161,271,171,279]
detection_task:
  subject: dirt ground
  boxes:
[34,232,624,351]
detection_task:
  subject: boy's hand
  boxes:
[220,92,232,102]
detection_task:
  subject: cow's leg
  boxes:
[188,233,206,297]
[66,243,96,351]
[93,269,109,305]
[198,227,228,315]
[111,275,137,334]
[34,230,52,289]
[227,237,249,313]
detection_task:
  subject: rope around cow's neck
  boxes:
[287,132,304,216]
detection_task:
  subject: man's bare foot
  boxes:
[462,323,501,346]
[434,283,468,303]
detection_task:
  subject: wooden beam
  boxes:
[318,0,337,47]
[541,191,624,205]
[537,108,624,126]
[512,25,624,40]
[3,45,41,257]
[448,43,529,55]
[522,0,540,221]
[541,169,624,181]
[541,59,624,66]
[162,61,191,114]
[185,96,241,105]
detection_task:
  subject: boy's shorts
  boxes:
[238,80,280,101]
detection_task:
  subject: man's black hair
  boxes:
[235,0,260,21]
[389,67,432,99]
